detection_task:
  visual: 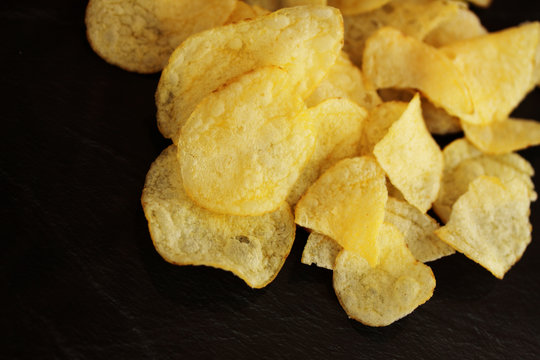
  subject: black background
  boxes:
[2,1,540,359]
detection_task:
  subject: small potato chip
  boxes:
[225,1,264,24]
[385,197,454,263]
[440,22,540,125]
[463,118,540,155]
[295,157,388,267]
[435,176,531,279]
[301,232,343,270]
[156,6,343,140]
[434,139,536,223]
[306,52,381,109]
[179,67,317,216]
[287,98,368,205]
[424,5,487,47]
[373,94,443,213]
[363,27,473,118]
[85,0,237,73]
[328,0,390,15]
[344,0,460,66]
[467,0,492,8]
[141,145,296,288]
[360,101,407,155]
[333,223,436,327]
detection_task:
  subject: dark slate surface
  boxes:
[2,1,540,359]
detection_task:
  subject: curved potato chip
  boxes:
[295,157,388,267]
[287,98,368,205]
[360,101,407,155]
[179,67,317,216]
[363,27,473,117]
[463,118,540,155]
[424,5,487,47]
[301,232,343,270]
[85,0,236,73]
[440,22,540,125]
[435,176,531,279]
[328,0,390,15]
[333,223,436,327]
[373,94,443,213]
[156,6,343,140]
[141,145,296,288]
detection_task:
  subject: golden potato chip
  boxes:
[344,0,460,66]
[463,118,540,155]
[385,197,454,263]
[424,5,487,47]
[363,27,473,118]
[360,101,408,155]
[440,22,540,125]
[244,0,280,11]
[141,145,296,288]
[85,0,237,73]
[306,52,381,109]
[283,0,327,6]
[156,6,343,141]
[328,0,390,15]
[301,232,343,270]
[225,1,263,24]
[434,139,536,223]
[373,94,443,213]
[333,223,436,327]
[179,67,317,216]
[467,0,492,8]
[295,157,388,267]
[287,98,368,205]
[435,176,531,279]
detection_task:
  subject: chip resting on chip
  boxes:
[301,232,343,270]
[141,145,296,288]
[361,101,407,155]
[424,5,487,47]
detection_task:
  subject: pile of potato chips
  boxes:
[87,0,540,326]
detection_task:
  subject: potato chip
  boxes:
[225,1,264,24]
[287,98,368,205]
[282,0,327,6]
[85,0,237,73]
[156,6,343,141]
[295,157,388,267]
[301,232,343,270]
[435,176,531,279]
[344,0,460,66]
[363,27,473,118]
[244,0,280,11]
[373,94,443,213]
[440,22,540,125]
[328,0,390,15]
[360,101,407,155]
[434,139,536,223]
[179,67,317,216]
[141,145,296,288]
[306,52,381,109]
[467,0,492,7]
[463,118,540,155]
[385,197,454,263]
[333,223,435,327]
[424,5,487,47]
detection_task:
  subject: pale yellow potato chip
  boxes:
[85,0,236,73]
[360,101,407,155]
[141,145,296,288]
[434,139,536,223]
[373,94,443,213]
[301,232,343,270]
[306,52,381,109]
[463,118,540,155]
[424,5,487,47]
[385,197,454,263]
[179,67,317,216]
[295,157,388,267]
[344,0,460,66]
[156,6,343,141]
[435,176,531,279]
[328,0,390,15]
[333,223,436,327]
[440,22,540,125]
[287,98,368,205]
[363,27,473,118]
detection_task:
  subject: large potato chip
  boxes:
[434,139,536,223]
[328,0,390,15]
[373,94,443,213]
[363,27,473,118]
[440,22,540,125]
[141,145,296,288]
[301,232,343,270]
[306,52,381,109]
[179,67,317,216]
[287,98,368,205]
[435,176,531,279]
[333,223,436,327]
[385,197,454,263]
[360,101,407,155]
[156,6,343,141]
[85,0,236,73]
[295,157,388,267]
[463,118,540,155]
[424,5,487,47]
[344,0,460,66]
